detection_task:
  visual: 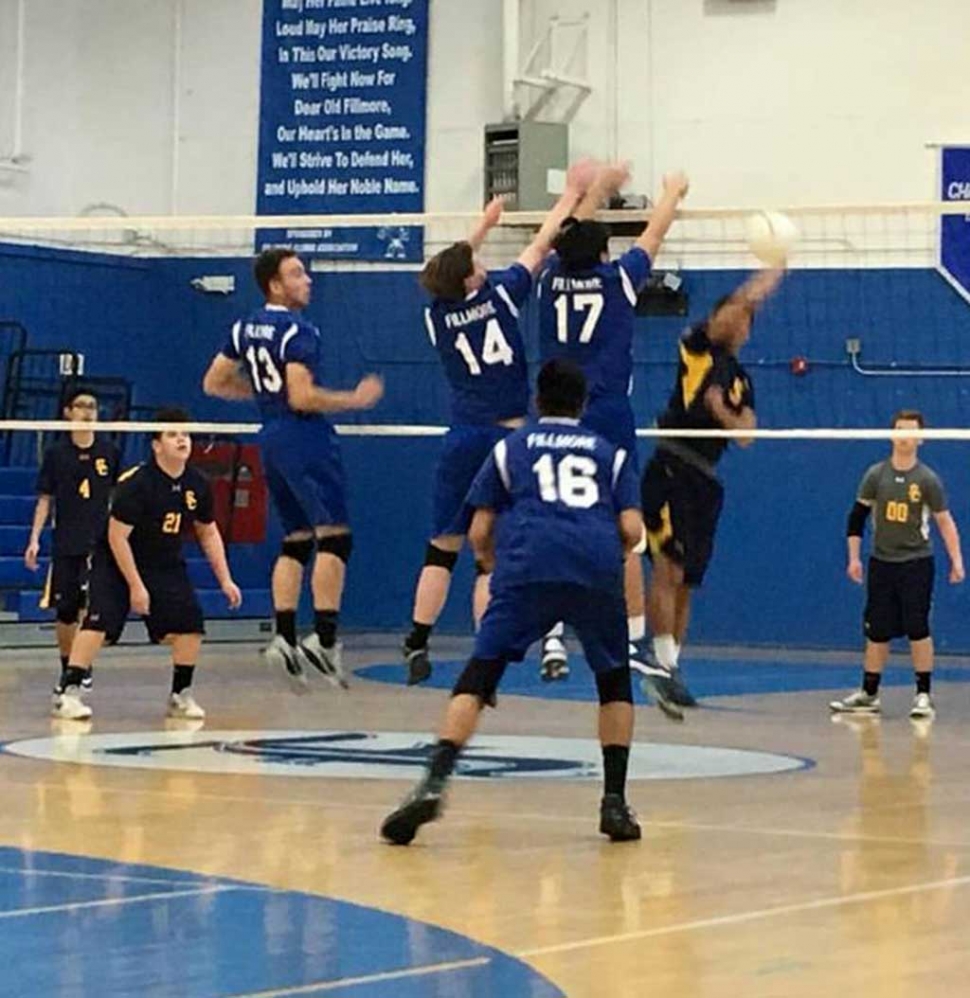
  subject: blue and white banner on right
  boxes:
[940,146,970,304]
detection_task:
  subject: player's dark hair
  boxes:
[419,241,474,301]
[254,248,298,296]
[152,406,192,441]
[63,386,97,408]
[892,409,925,429]
[552,217,609,273]
[536,358,588,418]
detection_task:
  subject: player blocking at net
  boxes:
[831,410,964,719]
[401,160,598,686]
[52,409,242,721]
[204,248,384,691]
[381,359,644,846]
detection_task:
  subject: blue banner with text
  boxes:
[256,0,428,262]
[941,146,970,304]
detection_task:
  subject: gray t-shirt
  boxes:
[858,459,947,562]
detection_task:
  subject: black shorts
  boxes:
[864,556,934,643]
[641,451,724,588]
[81,549,205,645]
[42,554,90,622]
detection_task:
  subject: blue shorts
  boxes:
[260,419,349,535]
[431,424,512,537]
[583,395,638,471]
[473,582,628,674]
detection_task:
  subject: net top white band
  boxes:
[1,420,967,441]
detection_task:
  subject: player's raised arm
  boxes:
[467,196,505,252]
[516,159,598,274]
[733,266,786,309]
[573,162,630,220]
[286,365,384,414]
[636,171,690,261]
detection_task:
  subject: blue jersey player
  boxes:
[402,162,597,686]
[535,164,689,680]
[382,359,646,846]
[204,248,384,690]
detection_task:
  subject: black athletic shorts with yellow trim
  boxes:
[864,555,934,643]
[641,450,724,588]
[40,554,90,623]
[80,547,205,645]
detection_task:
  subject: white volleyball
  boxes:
[745,211,798,265]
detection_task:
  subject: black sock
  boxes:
[275,610,297,647]
[59,654,69,672]
[172,665,195,695]
[862,671,882,696]
[63,665,87,689]
[916,671,932,695]
[315,610,339,649]
[429,739,460,781]
[406,622,432,651]
[602,744,630,799]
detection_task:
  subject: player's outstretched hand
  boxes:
[24,541,39,572]
[482,195,504,228]
[130,583,150,616]
[663,170,690,200]
[950,562,965,585]
[847,558,864,585]
[566,157,600,193]
[353,374,384,410]
[223,580,243,609]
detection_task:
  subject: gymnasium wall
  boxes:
[4,239,970,649]
[3,0,970,216]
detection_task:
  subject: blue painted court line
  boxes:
[0,848,562,998]
[357,655,970,703]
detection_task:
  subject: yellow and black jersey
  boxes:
[35,437,120,556]
[110,460,214,572]
[656,322,754,468]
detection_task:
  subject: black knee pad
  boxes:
[281,537,314,566]
[425,542,459,572]
[474,560,491,577]
[453,657,506,706]
[596,666,634,705]
[318,531,353,564]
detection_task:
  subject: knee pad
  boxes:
[453,657,506,706]
[281,537,314,566]
[474,560,491,577]
[318,531,353,564]
[425,543,459,572]
[596,666,634,705]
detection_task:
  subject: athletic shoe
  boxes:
[51,687,92,721]
[909,692,935,720]
[380,775,446,845]
[403,643,432,686]
[167,691,205,720]
[540,635,569,682]
[264,635,309,694]
[631,651,684,723]
[81,669,93,692]
[828,689,881,714]
[599,794,641,842]
[301,634,350,690]
[668,668,698,707]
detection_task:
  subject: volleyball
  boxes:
[745,211,799,265]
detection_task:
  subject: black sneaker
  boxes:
[668,669,697,707]
[634,663,685,723]
[599,794,641,842]
[403,643,432,686]
[380,776,445,845]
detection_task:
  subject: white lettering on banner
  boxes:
[948,181,970,200]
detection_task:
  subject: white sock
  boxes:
[673,641,681,670]
[653,634,677,671]
[628,614,646,643]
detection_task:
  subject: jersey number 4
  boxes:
[554,294,604,344]
[532,454,600,509]
[455,319,514,376]
[244,345,284,393]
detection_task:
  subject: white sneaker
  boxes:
[264,634,310,694]
[167,691,206,720]
[52,687,92,721]
[540,636,569,681]
[301,634,349,689]
[909,692,935,719]
[829,689,880,714]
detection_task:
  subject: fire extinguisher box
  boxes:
[190,442,268,544]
